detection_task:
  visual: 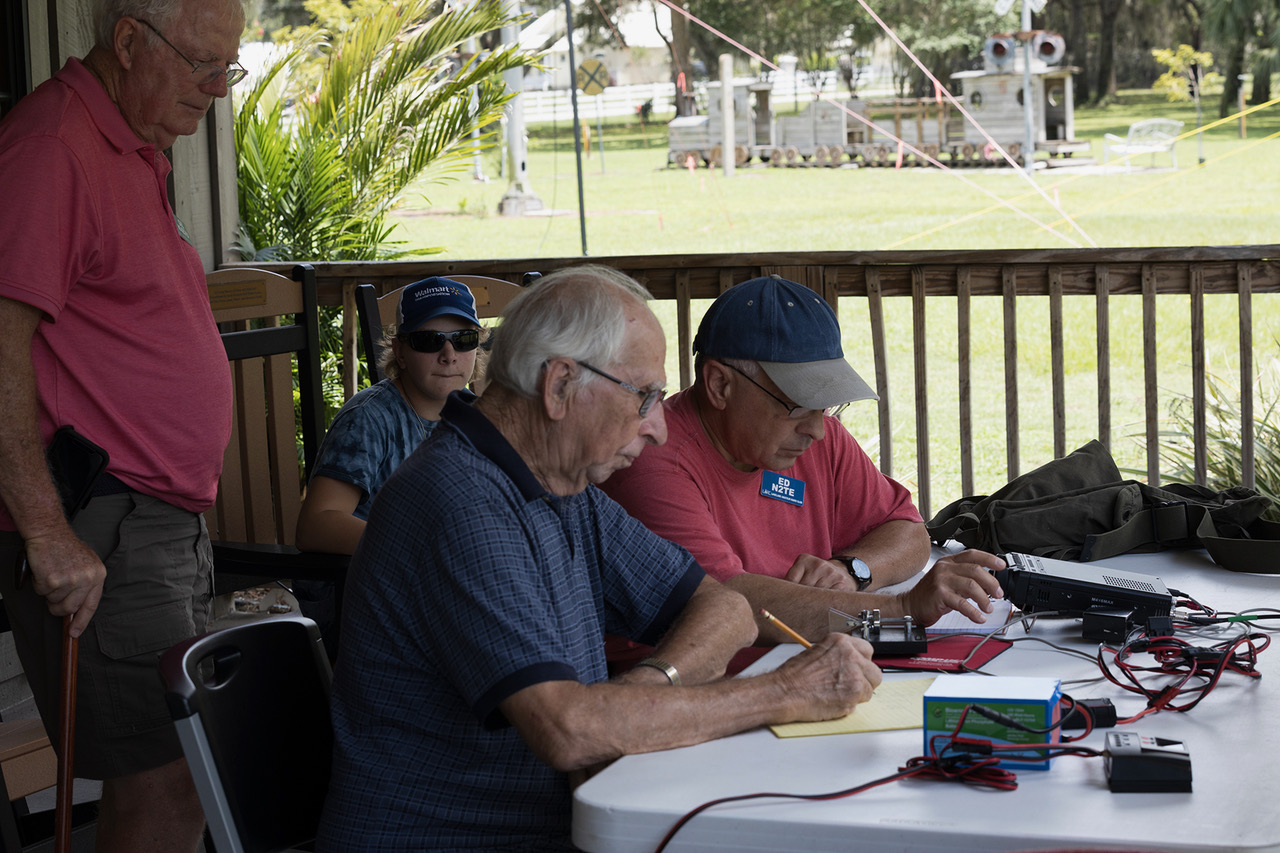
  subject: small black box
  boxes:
[1105,731,1192,793]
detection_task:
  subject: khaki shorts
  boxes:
[0,491,212,780]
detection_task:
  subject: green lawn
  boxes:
[393,89,1280,257]
[387,89,1280,506]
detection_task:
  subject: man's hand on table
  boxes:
[896,549,1006,627]
[771,632,881,721]
[785,553,860,592]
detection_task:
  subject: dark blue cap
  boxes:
[693,275,877,409]
[397,277,480,331]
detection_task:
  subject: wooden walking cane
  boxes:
[55,614,77,853]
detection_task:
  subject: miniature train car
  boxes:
[668,33,1091,169]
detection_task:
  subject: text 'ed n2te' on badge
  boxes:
[760,471,804,507]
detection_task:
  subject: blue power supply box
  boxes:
[923,675,1062,770]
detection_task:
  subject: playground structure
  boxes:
[668,32,1092,169]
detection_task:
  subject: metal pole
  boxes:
[596,93,606,173]
[566,0,588,255]
[497,0,542,215]
[720,54,734,178]
[1021,0,1035,175]
[468,37,488,182]
[1196,67,1205,165]
[1238,74,1247,139]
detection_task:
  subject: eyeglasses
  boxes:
[577,361,666,417]
[397,328,481,353]
[137,19,248,87]
[720,361,828,419]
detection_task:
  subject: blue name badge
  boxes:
[760,471,805,507]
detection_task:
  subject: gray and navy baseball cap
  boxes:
[693,275,877,410]
[397,277,480,331]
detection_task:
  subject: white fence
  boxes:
[517,69,898,125]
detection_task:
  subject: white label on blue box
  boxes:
[761,471,804,507]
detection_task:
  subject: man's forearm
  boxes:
[0,299,69,539]
[639,576,757,685]
[837,519,930,588]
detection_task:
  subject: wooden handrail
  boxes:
[224,245,1280,517]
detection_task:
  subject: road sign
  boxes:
[576,58,608,96]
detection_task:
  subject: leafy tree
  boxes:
[1152,43,1215,100]
[1203,0,1280,116]
[234,0,541,261]
[876,0,1014,98]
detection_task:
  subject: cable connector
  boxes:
[1061,698,1118,729]
[947,736,994,755]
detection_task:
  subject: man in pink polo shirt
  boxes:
[0,0,243,849]
[602,275,1006,670]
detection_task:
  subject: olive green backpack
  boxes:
[925,440,1280,573]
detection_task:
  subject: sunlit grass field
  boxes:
[389,89,1280,507]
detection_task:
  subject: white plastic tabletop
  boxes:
[573,549,1280,852]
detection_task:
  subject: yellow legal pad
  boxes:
[769,677,936,738]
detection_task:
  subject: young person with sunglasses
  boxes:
[294,277,482,650]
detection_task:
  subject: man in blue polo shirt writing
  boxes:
[318,265,882,851]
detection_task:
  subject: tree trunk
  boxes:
[1181,0,1203,49]
[1095,0,1122,100]
[1251,19,1273,104]
[1068,0,1091,104]
[669,0,694,116]
[1219,44,1243,118]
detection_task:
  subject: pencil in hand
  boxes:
[760,609,812,648]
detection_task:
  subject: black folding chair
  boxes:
[159,616,332,853]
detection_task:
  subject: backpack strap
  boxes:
[1198,516,1280,574]
[924,501,985,548]
[1084,497,1280,573]
[1082,500,1203,561]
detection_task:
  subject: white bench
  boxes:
[1103,117,1184,169]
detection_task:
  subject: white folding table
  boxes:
[573,550,1280,852]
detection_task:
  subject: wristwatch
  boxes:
[834,556,873,591]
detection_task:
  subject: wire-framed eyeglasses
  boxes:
[577,361,666,417]
[720,361,839,419]
[137,19,247,87]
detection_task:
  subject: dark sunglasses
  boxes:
[397,329,481,353]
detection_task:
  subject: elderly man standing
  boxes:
[603,275,1005,659]
[0,0,244,849]
[318,265,881,852]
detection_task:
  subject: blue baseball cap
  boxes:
[693,275,877,410]
[397,277,480,331]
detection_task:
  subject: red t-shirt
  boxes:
[0,58,232,526]
[602,389,922,581]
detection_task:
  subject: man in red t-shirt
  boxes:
[603,275,1006,659]
[0,0,243,850]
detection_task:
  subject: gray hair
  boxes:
[486,265,653,397]
[693,353,758,384]
[94,0,184,47]
[93,0,243,49]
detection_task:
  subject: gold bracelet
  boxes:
[634,657,681,686]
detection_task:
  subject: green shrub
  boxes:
[1159,357,1280,521]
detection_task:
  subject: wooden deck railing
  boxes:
[233,245,1280,519]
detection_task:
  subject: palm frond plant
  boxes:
[234,0,541,442]
[1158,357,1280,521]
[233,0,542,262]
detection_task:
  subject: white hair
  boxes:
[93,0,243,49]
[486,265,653,397]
